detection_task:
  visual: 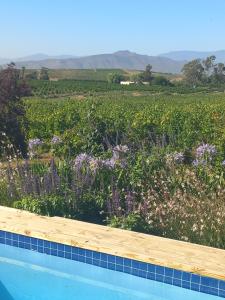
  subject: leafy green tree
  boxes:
[39,67,49,80]
[25,71,38,80]
[107,73,125,84]
[211,62,225,84]
[142,64,153,82]
[0,63,29,156]
[131,72,145,84]
[182,59,204,86]
[152,75,172,86]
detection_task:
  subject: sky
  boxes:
[1,0,225,58]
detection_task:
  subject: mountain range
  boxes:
[160,50,225,62]
[0,51,184,74]
[1,50,225,74]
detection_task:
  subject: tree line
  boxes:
[182,56,225,86]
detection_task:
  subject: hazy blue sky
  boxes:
[1,0,225,58]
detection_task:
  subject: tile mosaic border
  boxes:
[0,230,224,298]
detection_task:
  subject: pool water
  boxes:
[0,244,221,300]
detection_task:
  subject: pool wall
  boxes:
[0,230,225,298]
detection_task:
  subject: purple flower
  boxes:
[73,153,91,170]
[222,160,225,166]
[51,135,62,145]
[192,159,207,167]
[28,138,43,149]
[103,158,116,169]
[196,144,217,158]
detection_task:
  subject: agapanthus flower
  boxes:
[73,153,92,169]
[192,159,207,167]
[51,135,62,145]
[103,158,116,169]
[28,138,43,149]
[221,160,225,167]
[196,143,217,158]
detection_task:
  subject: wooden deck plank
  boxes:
[0,206,224,280]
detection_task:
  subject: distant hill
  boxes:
[1,51,185,74]
[160,50,225,62]
[0,54,76,65]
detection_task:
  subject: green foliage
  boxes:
[0,63,30,156]
[152,75,172,86]
[107,73,125,84]
[39,67,49,80]
[13,195,70,217]
[182,56,225,86]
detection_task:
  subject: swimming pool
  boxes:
[0,242,223,300]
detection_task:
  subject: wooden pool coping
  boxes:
[0,206,224,281]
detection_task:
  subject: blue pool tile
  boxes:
[147,272,155,280]
[191,283,200,292]
[115,256,123,265]
[44,247,50,255]
[85,257,92,264]
[31,244,38,251]
[93,259,100,266]
[155,274,164,283]
[200,285,218,296]
[182,280,190,289]
[173,270,182,279]
[182,271,191,282]
[191,274,201,284]
[101,253,108,262]
[93,251,101,259]
[78,248,85,256]
[108,255,115,264]
[72,247,78,255]
[50,249,57,256]
[124,266,131,274]
[65,252,71,259]
[44,240,50,248]
[100,260,107,269]
[147,263,155,273]
[85,249,92,258]
[37,239,44,247]
[219,289,225,298]
[173,278,182,287]
[123,258,132,267]
[156,265,165,276]
[38,246,43,253]
[108,263,116,270]
[139,270,147,279]
[71,253,78,260]
[65,245,72,253]
[201,276,219,289]
[58,244,64,251]
[164,276,173,285]
[139,262,147,271]
[51,242,58,250]
[165,267,173,277]
[219,281,225,291]
[6,232,12,239]
[132,260,139,269]
[131,268,139,276]
[19,235,25,243]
